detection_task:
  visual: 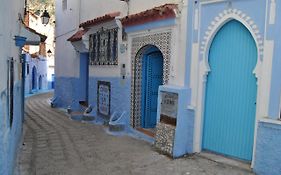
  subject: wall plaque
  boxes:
[160,92,178,118]
[97,81,111,117]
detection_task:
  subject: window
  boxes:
[62,0,67,11]
[26,63,29,75]
[7,57,14,127]
[89,28,118,65]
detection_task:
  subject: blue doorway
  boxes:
[141,47,163,128]
[39,75,42,90]
[32,66,37,90]
[79,53,89,103]
[202,20,257,161]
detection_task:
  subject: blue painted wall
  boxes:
[88,77,131,119]
[55,76,131,118]
[0,82,24,175]
[54,77,82,110]
[254,121,281,175]
[54,53,89,110]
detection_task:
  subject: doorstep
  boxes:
[198,152,252,172]
[136,128,156,138]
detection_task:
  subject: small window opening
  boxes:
[62,0,67,11]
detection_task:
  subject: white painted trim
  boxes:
[279,89,281,119]
[259,118,281,125]
[269,0,276,25]
[200,0,227,5]
[194,9,199,30]
[190,43,199,108]
[200,9,264,57]
[252,40,274,168]
[127,26,174,39]
[192,8,270,166]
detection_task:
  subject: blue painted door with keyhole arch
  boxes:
[142,51,163,128]
[32,66,37,90]
[202,20,257,161]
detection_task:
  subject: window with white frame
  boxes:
[7,57,14,127]
[89,28,118,65]
[26,63,29,75]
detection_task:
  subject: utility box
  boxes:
[154,85,194,158]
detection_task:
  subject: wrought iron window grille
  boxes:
[89,28,118,65]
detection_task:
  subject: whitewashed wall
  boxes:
[0,0,26,174]
[55,0,81,78]
[56,0,188,85]
[0,0,24,92]
[80,0,127,22]
[129,0,183,14]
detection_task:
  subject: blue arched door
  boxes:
[141,49,163,128]
[202,20,257,161]
[32,66,37,90]
[39,75,42,90]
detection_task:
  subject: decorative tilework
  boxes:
[130,32,172,128]
[200,9,264,58]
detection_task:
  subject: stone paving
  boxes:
[16,93,254,175]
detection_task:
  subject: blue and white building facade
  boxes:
[24,54,48,94]
[54,0,187,117]
[55,0,281,174]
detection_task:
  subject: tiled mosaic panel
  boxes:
[130,32,172,128]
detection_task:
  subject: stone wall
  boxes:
[154,122,176,156]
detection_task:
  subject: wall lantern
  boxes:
[47,49,52,57]
[41,9,50,25]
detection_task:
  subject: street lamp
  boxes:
[41,9,50,25]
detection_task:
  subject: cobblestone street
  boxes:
[16,93,254,175]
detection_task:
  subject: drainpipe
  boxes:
[14,36,27,122]
[120,0,130,16]
[21,53,26,122]
[78,0,81,25]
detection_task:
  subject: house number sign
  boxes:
[97,81,111,116]
[160,91,178,118]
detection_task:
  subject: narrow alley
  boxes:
[16,93,253,175]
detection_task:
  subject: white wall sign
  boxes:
[97,81,111,116]
[160,91,178,118]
